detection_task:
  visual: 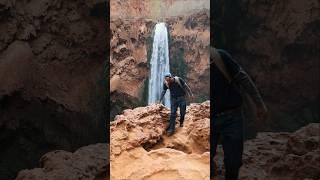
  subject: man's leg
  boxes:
[168,98,178,134]
[221,112,244,180]
[178,97,187,127]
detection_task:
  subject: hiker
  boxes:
[211,47,268,180]
[158,73,193,136]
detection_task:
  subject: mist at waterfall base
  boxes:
[148,22,171,108]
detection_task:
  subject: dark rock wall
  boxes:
[0,0,108,179]
[212,0,320,132]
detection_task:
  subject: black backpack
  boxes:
[164,76,193,97]
[211,47,258,139]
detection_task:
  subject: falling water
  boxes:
[148,22,171,108]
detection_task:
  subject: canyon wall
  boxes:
[110,0,209,20]
[110,0,210,119]
[212,0,320,132]
[0,0,108,179]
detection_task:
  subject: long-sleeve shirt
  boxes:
[159,77,192,102]
[212,49,266,114]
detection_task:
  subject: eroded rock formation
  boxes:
[16,101,210,180]
[110,0,210,20]
[16,102,319,180]
[110,18,154,97]
[110,101,210,180]
[167,10,210,101]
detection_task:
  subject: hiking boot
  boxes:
[166,125,170,131]
[167,130,174,136]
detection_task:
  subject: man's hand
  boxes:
[189,94,195,102]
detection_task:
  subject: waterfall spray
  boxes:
[148,22,171,108]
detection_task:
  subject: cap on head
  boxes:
[164,72,172,78]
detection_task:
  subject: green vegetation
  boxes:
[170,47,188,79]
[141,30,155,105]
[141,78,149,106]
[195,94,208,103]
[146,30,154,64]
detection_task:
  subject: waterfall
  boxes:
[148,22,171,108]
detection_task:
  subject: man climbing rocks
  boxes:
[211,47,268,180]
[158,73,193,136]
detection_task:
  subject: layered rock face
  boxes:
[167,10,210,101]
[212,0,320,131]
[214,123,320,180]
[0,0,108,179]
[110,17,154,119]
[110,0,210,19]
[110,101,210,180]
[110,17,154,99]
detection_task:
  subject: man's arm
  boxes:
[159,82,168,103]
[179,78,193,96]
[233,68,267,111]
[220,50,267,112]
[159,89,166,103]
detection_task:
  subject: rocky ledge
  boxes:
[110,101,210,180]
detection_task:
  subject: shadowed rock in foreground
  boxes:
[16,101,210,180]
[215,123,320,180]
[16,103,319,180]
[16,144,109,180]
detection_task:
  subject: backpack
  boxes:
[211,47,258,139]
[164,76,193,97]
